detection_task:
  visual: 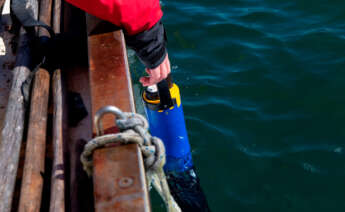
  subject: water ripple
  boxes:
[144,0,345,210]
[236,144,344,158]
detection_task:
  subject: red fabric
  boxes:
[65,0,163,35]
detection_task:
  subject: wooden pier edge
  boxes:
[86,15,150,212]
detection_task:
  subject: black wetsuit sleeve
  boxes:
[124,20,167,69]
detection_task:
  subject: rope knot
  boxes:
[116,113,148,131]
[80,106,181,212]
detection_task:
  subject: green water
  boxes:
[130,0,345,211]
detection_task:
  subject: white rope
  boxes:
[80,106,181,212]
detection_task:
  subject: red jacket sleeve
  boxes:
[65,0,163,35]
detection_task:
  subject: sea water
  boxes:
[130,0,345,211]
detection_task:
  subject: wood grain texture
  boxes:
[52,0,61,33]
[0,0,39,209]
[49,69,65,212]
[18,0,54,209]
[0,30,35,212]
[0,0,39,202]
[87,30,135,134]
[87,17,150,211]
[93,144,149,212]
[38,0,53,37]
[61,5,149,211]
[49,1,65,211]
[18,69,50,212]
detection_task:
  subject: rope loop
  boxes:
[81,106,167,175]
[80,106,181,211]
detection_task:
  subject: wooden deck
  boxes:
[0,2,151,211]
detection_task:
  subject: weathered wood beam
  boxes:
[86,15,150,212]
[49,69,65,212]
[17,0,53,210]
[52,0,61,33]
[18,69,50,212]
[49,0,65,211]
[0,0,38,210]
[93,144,149,211]
[38,0,53,37]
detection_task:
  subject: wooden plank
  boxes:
[0,28,37,212]
[49,69,65,212]
[52,0,62,34]
[18,69,50,212]
[93,144,149,211]
[87,30,135,132]
[49,1,65,211]
[86,16,150,212]
[38,0,53,37]
[0,0,39,207]
[18,0,53,209]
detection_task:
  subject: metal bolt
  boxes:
[118,177,134,188]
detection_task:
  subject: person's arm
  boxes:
[65,0,171,86]
[139,54,170,87]
[124,21,171,86]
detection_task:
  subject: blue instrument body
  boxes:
[144,103,193,173]
[143,81,211,211]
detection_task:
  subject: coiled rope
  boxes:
[80,106,181,212]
